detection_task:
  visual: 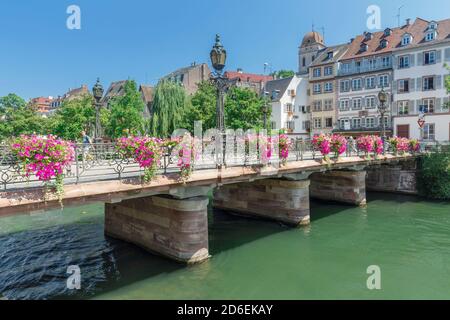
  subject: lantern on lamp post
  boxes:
[92,78,104,143]
[377,85,389,153]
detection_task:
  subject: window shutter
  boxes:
[410,54,415,67]
[393,56,398,69]
[417,78,422,91]
[410,78,415,92]
[443,97,449,109]
[417,52,423,66]
[436,50,442,63]
[436,75,442,89]
[410,100,415,114]
[436,98,442,111]
[392,80,397,93]
[416,99,422,113]
[445,48,450,61]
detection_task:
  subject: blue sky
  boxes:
[1,0,449,99]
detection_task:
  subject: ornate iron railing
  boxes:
[0,139,433,192]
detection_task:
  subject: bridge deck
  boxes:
[0,154,415,216]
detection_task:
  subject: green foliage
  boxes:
[0,105,46,140]
[51,94,95,141]
[150,80,190,138]
[271,70,295,79]
[225,87,269,131]
[0,93,26,112]
[418,150,450,200]
[183,81,216,132]
[106,80,145,139]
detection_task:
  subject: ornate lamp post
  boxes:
[377,85,389,153]
[210,34,229,167]
[92,78,104,143]
[262,91,270,129]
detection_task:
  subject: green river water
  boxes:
[1,192,450,300]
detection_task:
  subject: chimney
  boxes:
[406,18,411,26]
[237,68,243,74]
[350,38,354,43]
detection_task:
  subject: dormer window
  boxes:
[380,39,388,48]
[428,21,438,30]
[384,28,392,36]
[364,32,373,41]
[401,33,412,46]
[327,51,333,59]
[426,31,436,41]
[360,43,368,52]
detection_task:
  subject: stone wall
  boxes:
[105,195,209,264]
[310,170,367,206]
[213,179,310,226]
[366,160,418,195]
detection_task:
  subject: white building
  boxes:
[264,75,310,138]
[392,18,450,142]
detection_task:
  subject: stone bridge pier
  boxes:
[104,187,212,264]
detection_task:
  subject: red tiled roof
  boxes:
[224,71,273,83]
[341,17,450,60]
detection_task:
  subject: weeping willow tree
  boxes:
[149,80,190,137]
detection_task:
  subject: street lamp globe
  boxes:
[92,78,104,103]
[378,86,388,106]
[210,34,227,74]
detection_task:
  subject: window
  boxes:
[423,123,435,140]
[324,82,333,92]
[327,52,333,60]
[398,55,410,69]
[379,75,389,88]
[365,96,376,109]
[302,57,306,67]
[325,117,333,128]
[339,100,350,111]
[352,118,362,129]
[324,66,333,76]
[402,34,411,46]
[423,98,435,113]
[398,79,409,93]
[285,103,293,112]
[324,99,333,110]
[286,121,295,130]
[380,39,388,48]
[424,51,436,65]
[313,68,321,77]
[368,59,377,70]
[398,101,409,115]
[271,121,277,130]
[339,118,350,130]
[313,83,321,94]
[423,76,435,91]
[426,31,436,42]
[384,28,392,36]
[341,63,351,74]
[352,78,362,91]
[313,100,322,112]
[365,117,375,128]
[352,98,362,110]
[302,121,310,130]
[382,56,391,67]
[313,118,322,129]
[366,77,375,89]
[360,43,368,52]
[271,90,280,100]
[340,80,350,92]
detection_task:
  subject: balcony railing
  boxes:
[338,61,393,76]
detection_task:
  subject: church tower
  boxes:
[298,30,326,74]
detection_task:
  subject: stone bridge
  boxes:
[0,153,419,264]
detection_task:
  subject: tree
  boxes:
[418,149,450,200]
[0,105,46,140]
[51,94,95,141]
[271,70,295,79]
[183,81,216,132]
[0,93,26,113]
[225,87,269,131]
[106,80,145,139]
[150,80,190,138]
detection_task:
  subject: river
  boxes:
[1,192,450,300]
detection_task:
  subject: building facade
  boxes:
[265,76,310,138]
[308,44,348,136]
[162,62,210,95]
[224,69,273,94]
[28,97,52,115]
[392,18,450,141]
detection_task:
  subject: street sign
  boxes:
[417,119,425,128]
